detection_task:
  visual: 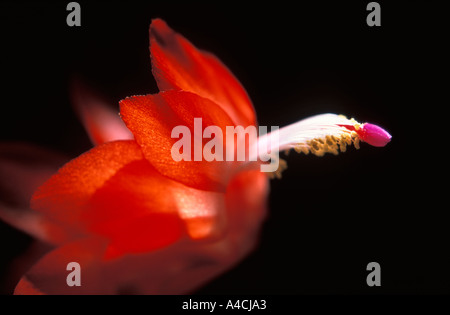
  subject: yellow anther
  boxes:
[324,144,339,155]
[312,148,325,157]
[354,137,360,150]
[293,128,363,159]
[310,140,320,151]
[301,146,309,155]
[294,145,309,155]
[326,135,335,146]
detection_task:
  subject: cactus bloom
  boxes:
[0,19,390,295]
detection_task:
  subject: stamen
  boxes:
[298,130,360,157]
[254,113,391,179]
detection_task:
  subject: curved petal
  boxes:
[150,19,256,127]
[31,140,144,231]
[120,90,238,192]
[84,159,186,257]
[4,241,53,295]
[13,236,223,295]
[71,78,134,145]
[17,170,269,295]
[15,277,45,295]
[118,169,269,294]
[225,169,269,256]
[14,238,109,295]
[89,159,229,252]
[153,169,270,294]
[31,139,229,256]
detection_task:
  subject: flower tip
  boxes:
[149,18,172,46]
[150,18,167,29]
[360,123,392,147]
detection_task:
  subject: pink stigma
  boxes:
[358,123,392,147]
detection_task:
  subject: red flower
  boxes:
[6,19,269,295]
[1,19,391,295]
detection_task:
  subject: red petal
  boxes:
[225,169,269,256]
[31,140,144,230]
[3,241,51,295]
[14,238,109,295]
[14,277,45,295]
[83,159,185,257]
[150,19,257,127]
[13,236,222,294]
[151,170,270,294]
[88,158,228,248]
[31,139,227,254]
[120,90,237,192]
[16,170,268,294]
[71,79,134,145]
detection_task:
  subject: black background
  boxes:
[0,0,447,295]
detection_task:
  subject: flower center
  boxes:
[254,113,391,179]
